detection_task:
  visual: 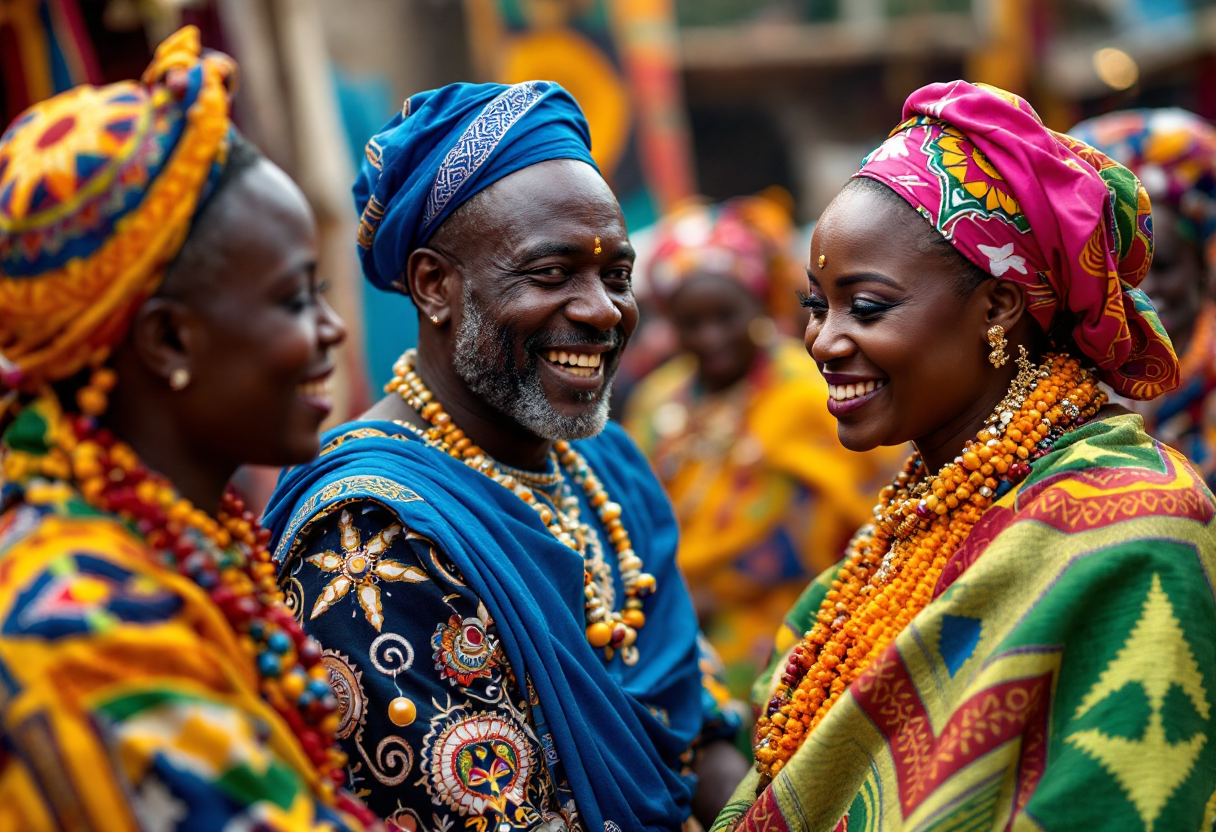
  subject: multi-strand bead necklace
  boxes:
[0,370,377,828]
[386,349,656,665]
[753,351,1105,780]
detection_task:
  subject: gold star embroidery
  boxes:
[1066,573,1210,831]
[306,509,428,631]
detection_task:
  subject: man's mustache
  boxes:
[524,329,623,353]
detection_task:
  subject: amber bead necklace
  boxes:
[0,369,379,828]
[753,350,1105,780]
[387,349,655,665]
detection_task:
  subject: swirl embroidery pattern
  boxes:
[286,500,579,830]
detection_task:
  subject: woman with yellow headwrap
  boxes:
[624,195,900,711]
[0,27,380,831]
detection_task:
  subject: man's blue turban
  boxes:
[354,81,599,294]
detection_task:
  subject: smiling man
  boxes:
[264,82,744,832]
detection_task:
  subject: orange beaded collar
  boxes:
[386,349,657,665]
[753,351,1105,781]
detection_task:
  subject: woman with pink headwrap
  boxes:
[624,195,898,724]
[712,82,1216,832]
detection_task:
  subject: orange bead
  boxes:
[586,622,613,647]
[388,696,417,727]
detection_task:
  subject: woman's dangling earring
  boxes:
[987,325,1008,368]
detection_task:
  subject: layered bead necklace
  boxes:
[386,349,656,665]
[753,351,1105,780]
[0,371,377,828]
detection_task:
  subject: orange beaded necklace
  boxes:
[753,351,1105,780]
[386,349,656,665]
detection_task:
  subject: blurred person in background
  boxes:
[624,194,899,711]
[1070,109,1216,489]
[0,28,380,831]
[714,81,1216,832]
[266,80,748,832]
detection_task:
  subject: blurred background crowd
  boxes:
[6,0,1216,738]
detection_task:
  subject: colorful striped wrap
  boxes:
[713,414,1216,832]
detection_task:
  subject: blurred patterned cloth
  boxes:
[627,193,900,706]
[626,340,901,704]
[1070,108,1216,488]
[1070,108,1216,260]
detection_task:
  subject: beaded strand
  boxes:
[386,349,656,664]
[0,370,378,827]
[753,352,1105,781]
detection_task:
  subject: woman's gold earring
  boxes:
[169,368,191,391]
[987,325,1008,368]
[430,315,440,325]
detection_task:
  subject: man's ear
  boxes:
[409,248,459,326]
[126,297,196,385]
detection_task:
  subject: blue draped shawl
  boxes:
[264,421,701,831]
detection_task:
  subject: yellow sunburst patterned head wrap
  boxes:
[0,26,235,394]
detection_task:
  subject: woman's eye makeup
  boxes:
[796,290,900,319]
[280,278,318,312]
[849,298,900,319]
[797,290,827,311]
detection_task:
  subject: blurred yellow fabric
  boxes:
[625,339,903,699]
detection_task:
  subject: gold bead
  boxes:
[388,696,416,727]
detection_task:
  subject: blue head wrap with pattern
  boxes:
[353,81,598,295]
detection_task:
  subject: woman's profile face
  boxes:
[804,183,998,453]
[173,158,346,467]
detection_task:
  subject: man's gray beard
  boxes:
[451,295,612,442]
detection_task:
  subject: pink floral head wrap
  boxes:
[646,192,802,319]
[854,80,1178,400]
